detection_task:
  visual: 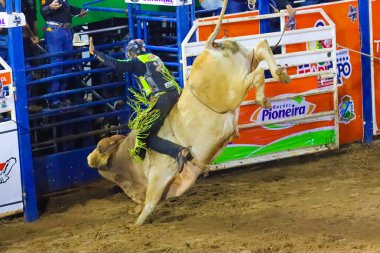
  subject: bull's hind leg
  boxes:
[244,67,271,108]
[254,39,291,84]
[135,160,177,226]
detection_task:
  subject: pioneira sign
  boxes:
[125,0,192,6]
[250,97,316,130]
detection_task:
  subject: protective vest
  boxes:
[136,53,179,97]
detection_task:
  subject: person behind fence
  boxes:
[89,38,192,172]
[40,0,86,108]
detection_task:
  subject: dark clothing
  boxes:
[224,0,290,13]
[140,91,182,159]
[23,0,37,27]
[94,50,183,160]
[41,0,78,104]
[272,0,291,10]
[94,51,178,97]
[40,0,81,24]
[45,25,73,104]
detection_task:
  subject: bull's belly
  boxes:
[159,107,238,164]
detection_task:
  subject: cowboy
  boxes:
[89,38,192,172]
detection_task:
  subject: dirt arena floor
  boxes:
[1,141,380,253]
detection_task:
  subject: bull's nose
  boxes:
[87,154,96,168]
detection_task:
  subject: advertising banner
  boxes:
[125,0,192,6]
[0,121,23,218]
[293,1,363,144]
[371,0,380,134]
[196,1,362,165]
[0,59,22,218]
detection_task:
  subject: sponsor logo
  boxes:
[13,15,21,26]
[339,95,356,124]
[250,97,316,130]
[0,158,17,184]
[297,20,352,88]
[347,5,358,23]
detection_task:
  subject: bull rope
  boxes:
[188,83,229,114]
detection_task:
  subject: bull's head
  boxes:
[87,135,126,170]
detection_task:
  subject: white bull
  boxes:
[87,0,291,226]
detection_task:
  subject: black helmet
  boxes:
[126,39,146,58]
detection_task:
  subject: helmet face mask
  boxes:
[126,39,146,58]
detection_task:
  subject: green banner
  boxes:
[213,129,336,164]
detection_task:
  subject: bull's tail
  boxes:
[205,0,229,48]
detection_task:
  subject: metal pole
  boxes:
[8,0,38,222]
[128,3,135,39]
[5,0,12,13]
[358,0,373,143]
[176,5,191,88]
[258,0,271,33]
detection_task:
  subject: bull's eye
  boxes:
[98,144,104,154]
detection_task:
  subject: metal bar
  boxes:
[177,5,191,88]
[29,96,125,120]
[331,20,339,148]
[28,81,125,102]
[239,111,335,129]
[145,45,178,53]
[5,0,12,13]
[135,15,176,23]
[7,15,38,221]
[30,109,129,131]
[31,124,129,147]
[27,67,113,85]
[128,4,135,39]
[14,0,21,12]
[83,0,127,14]
[370,0,377,134]
[183,26,334,57]
[136,4,142,39]
[75,25,128,35]
[196,8,329,27]
[84,6,127,13]
[359,0,373,143]
[258,0,271,33]
[25,41,125,61]
[265,70,335,83]
[135,10,176,17]
[26,52,124,72]
[240,87,335,106]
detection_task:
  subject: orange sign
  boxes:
[198,0,363,148]
[0,71,12,86]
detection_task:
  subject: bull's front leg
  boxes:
[244,67,271,109]
[254,39,291,84]
[135,158,178,226]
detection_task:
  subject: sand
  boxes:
[1,141,380,253]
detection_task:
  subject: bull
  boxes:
[88,0,291,226]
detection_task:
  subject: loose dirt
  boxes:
[1,141,380,253]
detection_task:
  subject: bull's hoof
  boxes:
[258,97,271,109]
[276,68,292,84]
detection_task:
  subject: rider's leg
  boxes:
[145,91,192,172]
